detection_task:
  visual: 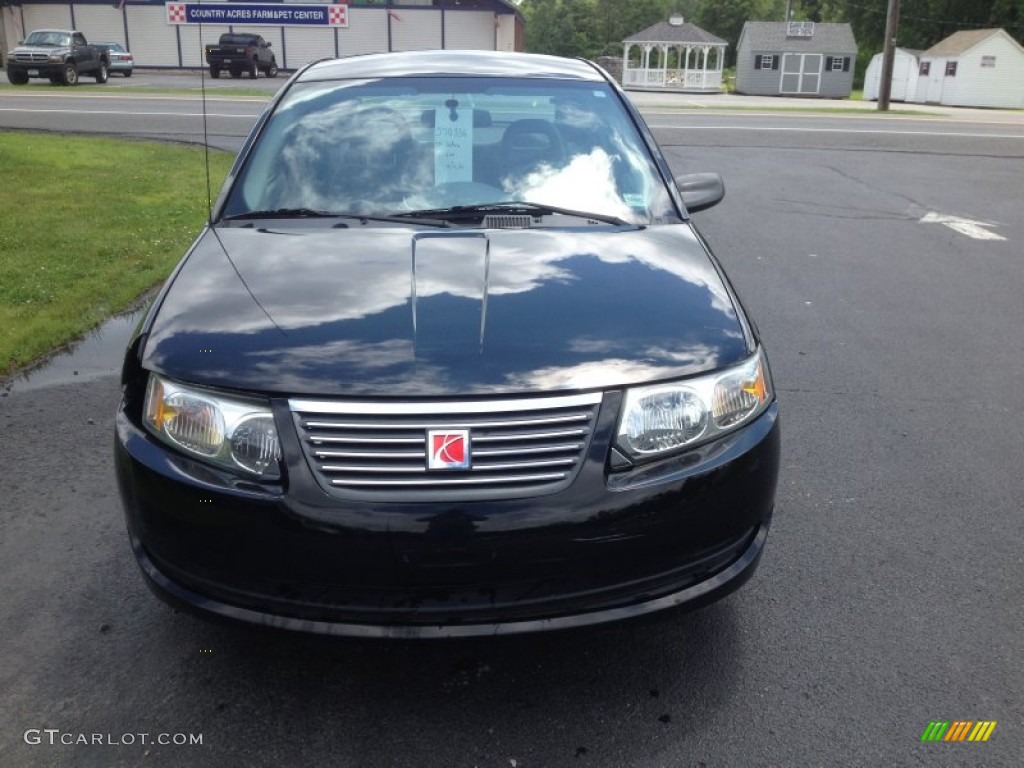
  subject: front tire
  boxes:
[7,69,30,85]
[94,62,109,84]
[209,66,220,79]
[266,59,278,78]
[248,59,259,79]
[61,62,79,86]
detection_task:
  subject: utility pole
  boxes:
[878,0,900,111]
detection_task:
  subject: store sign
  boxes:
[165,3,348,27]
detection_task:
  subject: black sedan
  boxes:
[115,51,780,638]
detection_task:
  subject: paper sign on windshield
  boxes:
[434,102,473,184]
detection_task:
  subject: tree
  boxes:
[692,0,786,65]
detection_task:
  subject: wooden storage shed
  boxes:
[910,28,1024,109]
[863,47,921,102]
[735,21,856,98]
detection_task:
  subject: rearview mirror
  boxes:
[674,172,725,213]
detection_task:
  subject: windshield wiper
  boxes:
[221,209,450,227]
[222,208,338,220]
[394,201,633,227]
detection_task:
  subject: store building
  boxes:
[2,0,524,71]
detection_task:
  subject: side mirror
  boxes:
[674,172,725,214]
[266,42,272,47]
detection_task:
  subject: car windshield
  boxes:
[24,31,71,47]
[221,35,258,46]
[221,76,678,226]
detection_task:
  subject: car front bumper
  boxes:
[7,63,63,78]
[116,399,779,638]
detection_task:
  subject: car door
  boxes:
[71,33,94,68]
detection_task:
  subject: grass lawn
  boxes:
[0,131,234,378]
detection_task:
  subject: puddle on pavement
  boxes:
[1,307,147,395]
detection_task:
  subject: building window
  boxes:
[786,21,815,38]
[755,54,777,70]
[981,55,996,68]
[919,61,930,76]
[945,61,957,76]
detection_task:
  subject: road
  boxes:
[1,81,1023,767]
[3,73,1024,152]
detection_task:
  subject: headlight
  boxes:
[616,348,772,462]
[144,374,282,478]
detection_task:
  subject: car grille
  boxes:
[289,393,603,500]
[14,52,49,63]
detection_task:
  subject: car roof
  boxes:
[299,50,605,84]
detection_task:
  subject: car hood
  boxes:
[13,45,69,54]
[141,225,750,397]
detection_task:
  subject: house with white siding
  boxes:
[2,0,524,73]
[863,47,921,102]
[735,21,856,98]
[910,28,1024,109]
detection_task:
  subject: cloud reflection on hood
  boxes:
[143,224,748,397]
[152,225,734,336]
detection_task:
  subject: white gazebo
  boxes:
[622,16,727,92]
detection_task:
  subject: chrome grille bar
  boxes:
[331,473,568,488]
[473,443,583,457]
[302,414,592,430]
[290,393,602,499]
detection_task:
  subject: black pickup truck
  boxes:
[5,29,110,85]
[204,33,279,79]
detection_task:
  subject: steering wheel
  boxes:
[500,119,566,177]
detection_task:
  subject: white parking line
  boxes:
[0,107,255,118]
[646,124,1024,140]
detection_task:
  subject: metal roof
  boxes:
[301,50,605,83]
[921,28,1018,57]
[739,22,857,54]
[624,21,726,46]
